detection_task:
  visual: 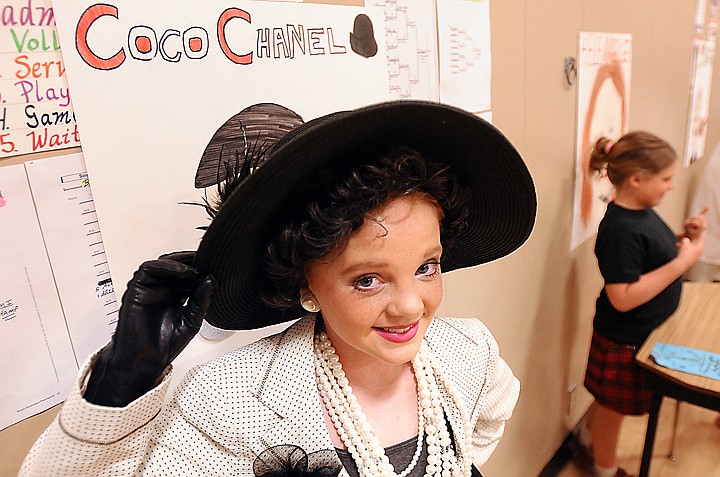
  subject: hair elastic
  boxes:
[603,141,615,154]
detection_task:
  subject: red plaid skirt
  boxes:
[584,331,653,415]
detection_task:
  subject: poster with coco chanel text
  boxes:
[50,0,390,290]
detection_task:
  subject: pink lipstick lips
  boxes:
[373,321,420,343]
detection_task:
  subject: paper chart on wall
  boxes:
[0,164,77,431]
[0,0,81,159]
[436,0,492,113]
[25,153,119,365]
[369,0,439,100]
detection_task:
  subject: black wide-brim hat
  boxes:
[194,100,537,330]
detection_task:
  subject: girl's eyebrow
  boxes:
[339,245,443,276]
[340,260,388,276]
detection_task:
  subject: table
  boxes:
[635,282,720,477]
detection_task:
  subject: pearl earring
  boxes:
[300,293,321,313]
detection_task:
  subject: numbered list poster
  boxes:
[0,0,80,158]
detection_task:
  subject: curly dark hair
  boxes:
[259,146,469,310]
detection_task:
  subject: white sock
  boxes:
[594,463,619,477]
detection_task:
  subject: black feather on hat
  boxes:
[194,100,537,330]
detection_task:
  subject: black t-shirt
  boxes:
[336,435,427,477]
[593,202,682,345]
[336,435,483,477]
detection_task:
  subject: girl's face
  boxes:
[633,163,677,207]
[619,163,677,209]
[305,194,444,368]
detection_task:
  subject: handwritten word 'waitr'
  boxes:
[76,5,347,71]
[27,124,80,151]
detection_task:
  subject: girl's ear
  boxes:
[299,283,314,297]
[627,172,643,188]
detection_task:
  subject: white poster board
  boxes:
[571,32,632,251]
[25,153,119,364]
[437,0,492,113]
[684,0,719,166]
[0,164,77,430]
[685,39,716,166]
[51,0,390,291]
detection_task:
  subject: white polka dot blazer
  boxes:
[20,316,519,476]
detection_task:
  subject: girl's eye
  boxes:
[354,275,380,291]
[417,261,441,277]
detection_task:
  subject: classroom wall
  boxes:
[2,1,719,476]
[439,1,720,476]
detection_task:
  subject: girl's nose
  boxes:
[386,283,424,318]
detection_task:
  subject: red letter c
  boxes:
[218,8,252,65]
[76,4,125,70]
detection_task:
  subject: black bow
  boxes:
[253,445,343,477]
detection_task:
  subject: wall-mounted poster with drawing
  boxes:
[684,0,718,166]
[685,39,715,166]
[0,0,80,158]
[571,32,632,250]
[50,0,390,292]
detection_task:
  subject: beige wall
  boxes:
[441,1,720,476]
[2,1,719,476]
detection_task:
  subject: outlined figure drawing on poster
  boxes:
[580,59,628,228]
[572,32,632,251]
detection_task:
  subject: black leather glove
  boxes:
[84,251,215,407]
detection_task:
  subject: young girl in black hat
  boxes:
[20,101,536,477]
[574,132,706,477]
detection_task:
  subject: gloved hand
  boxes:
[84,251,215,407]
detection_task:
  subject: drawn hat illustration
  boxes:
[350,14,378,58]
[195,103,304,188]
[195,100,537,330]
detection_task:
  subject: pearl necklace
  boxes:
[313,331,472,477]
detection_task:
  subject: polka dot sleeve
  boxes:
[469,353,519,467]
[426,318,520,470]
[18,349,173,476]
[458,320,519,468]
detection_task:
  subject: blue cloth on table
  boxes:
[651,342,720,380]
